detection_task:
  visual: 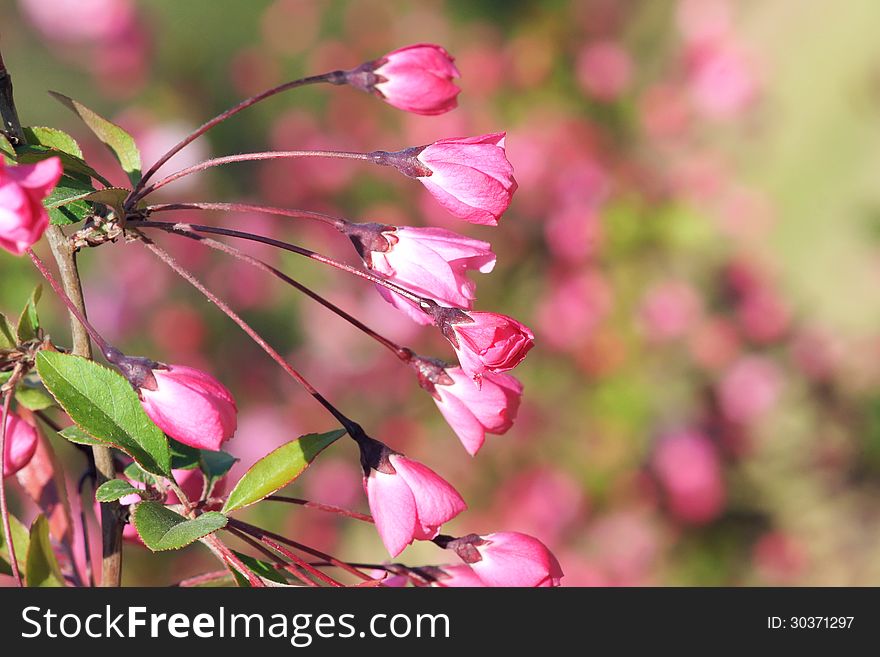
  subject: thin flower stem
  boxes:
[135,234,361,434]
[225,526,318,587]
[225,525,333,588]
[151,224,412,360]
[130,149,380,204]
[146,202,348,231]
[175,569,230,587]
[0,388,23,586]
[168,478,264,588]
[26,249,114,358]
[265,495,374,523]
[76,473,95,587]
[227,517,373,582]
[134,220,433,310]
[132,70,346,197]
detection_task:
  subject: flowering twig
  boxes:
[227,517,373,582]
[131,70,347,198]
[225,525,339,587]
[134,220,433,310]
[147,224,412,360]
[134,233,362,435]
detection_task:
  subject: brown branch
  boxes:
[1,41,124,587]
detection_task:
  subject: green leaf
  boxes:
[17,285,42,342]
[231,552,288,587]
[49,202,92,227]
[44,175,96,209]
[131,502,227,552]
[0,133,14,163]
[58,424,110,447]
[95,479,142,503]
[222,429,345,513]
[123,461,156,485]
[25,515,65,587]
[15,143,110,187]
[14,378,55,411]
[83,187,129,221]
[36,351,171,476]
[169,438,201,470]
[49,92,142,186]
[200,450,237,497]
[23,126,83,158]
[0,312,16,348]
[0,513,30,576]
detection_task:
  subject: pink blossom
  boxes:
[363,449,466,557]
[18,0,135,42]
[576,40,633,102]
[652,431,725,524]
[448,532,563,587]
[431,367,523,456]
[439,310,535,381]
[537,270,611,351]
[0,157,63,255]
[719,356,782,425]
[493,468,586,545]
[686,40,758,120]
[350,224,495,322]
[355,44,461,116]
[639,280,701,342]
[383,133,516,225]
[139,365,238,450]
[2,412,39,478]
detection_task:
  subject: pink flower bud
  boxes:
[432,564,486,587]
[436,309,534,382]
[432,367,523,456]
[350,44,461,116]
[0,157,63,255]
[2,412,39,478]
[349,223,495,320]
[139,365,237,451]
[446,532,563,587]
[418,133,517,225]
[379,134,517,225]
[362,445,466,557]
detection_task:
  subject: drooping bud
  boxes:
[375,133,517,225]
[358,434,466,557]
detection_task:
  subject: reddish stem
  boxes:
[265,495,374,523]
[26,249,114,357]
[132,71,346,197]
[146,202,348,230]
[135,220,432,310]
[131,149,379,203]
[151,224,411,360]
[136,235,360,434]
[175,569,230,587]
[226,525,339,588]
[227,517,373,582]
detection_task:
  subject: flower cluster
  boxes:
[0,40,557,588]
